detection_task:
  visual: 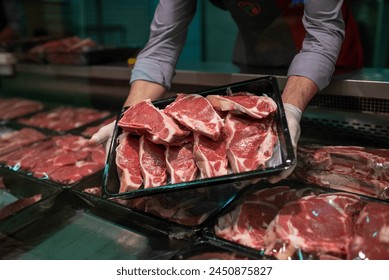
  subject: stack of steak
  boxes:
[293,145,389,200]
[115,92,278,193]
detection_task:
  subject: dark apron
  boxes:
[209,0,363,69]
[0,1,7,31]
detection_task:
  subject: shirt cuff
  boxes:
[287,52,336,91]
[130,58,175,90]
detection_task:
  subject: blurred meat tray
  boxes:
[21,36,140,65]
[0,126,47,157]
[0,135,106,186]
[0,97,44,121]
[203,181,389,260]
[0,171,62,235]
[103,76,295,199]
[17,106,110,132]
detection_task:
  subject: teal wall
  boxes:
[32,0,388,67]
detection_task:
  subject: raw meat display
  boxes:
[118,100,189,145]
[293,145,389,199]
[224,113,277,173]
[113,92,278,193]
[116,133,142,193]
[206,93,277,119]
[193,132,228,178]
[164,94,224,141]
[0,128,46,156]
[214,183,389,260]
[0,135,105,184]
[18,106,110,132]
[0,97,44,120]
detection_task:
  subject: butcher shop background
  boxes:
[18,0,389,69]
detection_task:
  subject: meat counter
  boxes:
[0,64,389,260]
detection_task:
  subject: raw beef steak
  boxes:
[139,136,167,188]
[165,140,198,184]
[206,93,277,119]
[348,202,389,260]
[264,193,364,259]
[118,100,189,145]
[193,132,228,178]
[164,94,224,141]
[224,113,277,173]
[115,133,142,193]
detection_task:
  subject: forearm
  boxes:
[124,80,166,107]
[281,75,318,112]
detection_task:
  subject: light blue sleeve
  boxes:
[130,0,197,90]
[287,0,345,90]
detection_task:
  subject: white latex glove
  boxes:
[88,121,116,156]
[268,103,302,183]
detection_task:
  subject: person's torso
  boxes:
[209,0,363,69]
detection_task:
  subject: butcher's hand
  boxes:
[268,103,302,183]
[88,121,115,155]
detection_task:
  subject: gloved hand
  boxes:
[88,121,116,156]
[268,103,302,183]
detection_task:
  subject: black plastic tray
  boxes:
[171,240,260,260]
[0,168,62,235]
[71,171,247,240]
[103,76,295,199]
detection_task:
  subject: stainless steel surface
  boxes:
[3,64,389,100]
